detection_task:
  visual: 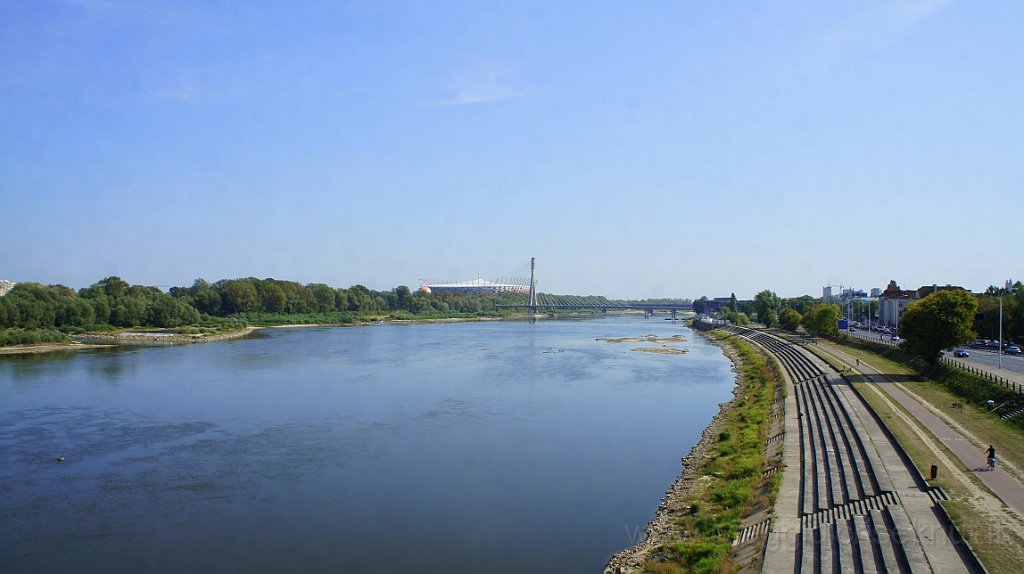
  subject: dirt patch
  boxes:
[0,341,111,355]
[597,334,687,345]
[631,347,688,355]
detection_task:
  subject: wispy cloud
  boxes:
[55,0,155,12]
[153,83,199,103]
[901,0,951,24]
[797,0,954,73]
[427,55,522,106]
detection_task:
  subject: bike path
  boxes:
[815,343,1024,518]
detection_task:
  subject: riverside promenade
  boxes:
[818,342,1024,519]
[721,326,978,573]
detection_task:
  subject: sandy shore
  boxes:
[604,331,741,573]
[0,313,540,356]
[0,341,112,355]
[0,327,258,355]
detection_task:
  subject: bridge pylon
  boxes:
[528,257,538,314]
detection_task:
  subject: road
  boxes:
[942,348,1024,374]
[843,328,1024,375]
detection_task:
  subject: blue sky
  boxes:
[2,0,1020,299]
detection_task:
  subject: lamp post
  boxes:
[998,282,1018,370]
[999,291,1005,370]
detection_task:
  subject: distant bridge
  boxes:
[491,258,693,317]
[497,300,694,318]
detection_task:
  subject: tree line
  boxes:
[0,276,531,345]
[700,283,1024,367]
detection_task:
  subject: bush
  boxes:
[0,328,66,346]
[711,481,754,509]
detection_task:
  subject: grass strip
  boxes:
[643,333,782,574]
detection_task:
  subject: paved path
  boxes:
[726,327,975,573]
[817,343,1024,518]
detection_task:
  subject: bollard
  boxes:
[930,465,938,480]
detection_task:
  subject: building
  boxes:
[823,285,833,302]
[878,285,915,328]
[878,282,966,328]
[843,288,867,299]
[0,280,15,297]
[706,297,734,312]
[916,284,963,299]
[417,278,529,295]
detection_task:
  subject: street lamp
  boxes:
[998,282,1018,370]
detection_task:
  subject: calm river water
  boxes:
[0,316,734,574]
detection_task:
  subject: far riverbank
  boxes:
[0,310,625,356]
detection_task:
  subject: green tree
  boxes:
[97,276,130,299]
[334,289,349,312]
[779,308,802,332]
[899,290,978,366]
[347,285,373,312]
[784,295,818,316]
[395,285,413,311]
[809,304,841,336]
[753,290,781,327]
[220,280,259,314]
[258,282,287,313]
[693,296,709,314]
[309,283,337,313]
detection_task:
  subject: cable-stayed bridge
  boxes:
[498,295,693,318]
[428,258,693,317]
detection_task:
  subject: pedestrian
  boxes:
[856,358,860,366]
[986,445,996,471]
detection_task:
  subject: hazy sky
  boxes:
[2,1,1020,299]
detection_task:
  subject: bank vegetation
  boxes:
[609,330,783,574]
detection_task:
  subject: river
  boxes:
[0,316,735,574]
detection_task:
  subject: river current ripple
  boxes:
[0,316,734,574]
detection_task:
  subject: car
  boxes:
[848,327,856,332]
[891,335,901,343]
[1006,345,1022,355]
[953,349,969,358]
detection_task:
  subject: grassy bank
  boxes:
[641,332,782,574]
